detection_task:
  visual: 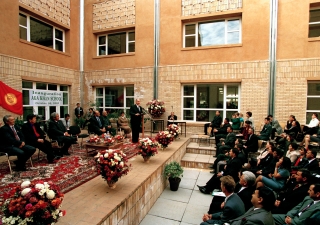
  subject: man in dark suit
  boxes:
[204,111,222,135]
[273,183,320,225]
[74,103,83,118]
[228,187,276,225]
[88,110,106,135]
[198,149,243,194]
[130,99,143,143]
[243,127,259,157]
[201,175,245,225]
[302,149,319,172]
[48,112,76,155]
[167,111,178,126]
[272,169,310,214]
[257,117,272,140]
[257,148,283,177]
[216,127,236,156]
[101,110,115,134]
[284,120,300,137]
[213,118,231,142]
[22,114,59,163]
[0,115,36,171]
[208,171,255,214]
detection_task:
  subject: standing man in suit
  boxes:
[130,99,143,143]
[257,117,272,140]
[273,183,320,225]
[243,127,259,157]
[48,112,76,155]
[22,114,59,163]
[201,176,245,225]
[228,187,276,225]
[74,103,83,118]
[204,111,222,136]
[0,115,36,171]
[167,111,178,126]
[88,110,106,135]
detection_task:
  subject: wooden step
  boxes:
[181,153,216,169]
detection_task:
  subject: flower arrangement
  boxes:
[95,149,130,183]
[89,135,101,143]
[104,137,115,145]
[155,131,174,148]
[137,137,160,157]
[114,134,124,142]
[166,124,181,138]
[1,180,65,225]
[146,99,165,117]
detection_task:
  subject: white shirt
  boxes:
[308,118,319,128]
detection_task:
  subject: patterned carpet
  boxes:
[0,142,139,202]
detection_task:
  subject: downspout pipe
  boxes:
[268,0,278,116]
[79,0,84,105]
[153,0,160,99]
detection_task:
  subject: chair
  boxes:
[0,151,33,174]
[69,125,89,149]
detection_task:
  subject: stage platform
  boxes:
[56,136,190,225]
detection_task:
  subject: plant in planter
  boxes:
[163,161,184,191]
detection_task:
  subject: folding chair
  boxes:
[69,125,89,149]
[0,151,33,174]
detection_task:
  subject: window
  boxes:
[306,82,320,122]
[95,86,134,114]
[182,83,240,121]
[183,18,241,47]
[22,81,69,121]
[19,13,65,52]
[98,31,135,55]
[309,8,320,38]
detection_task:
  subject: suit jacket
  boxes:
[88,116,105,135]
[259,124,272,140]
[48,119,67,141]
[216,123,231,135]
[211,115,223,128]
[74,107,83,117]
[286,196,320,225]
[229,207,274,225]
[302,159,319,172]
[261,158,278,177]
[284,125,300,137]
[224,157,243,183]
[0,124,26,148]
[236,185,255,212]
[130,104,143,126]
[245,134,259,152]
[224,132,236,147]
[21,122,46,146]
[272,119,283,134]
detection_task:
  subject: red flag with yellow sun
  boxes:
[0,81,23,115]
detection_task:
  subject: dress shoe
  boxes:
[199,187,211,194]
[197,185,205,189]
[210,170,215,174]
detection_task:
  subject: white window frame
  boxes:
[181,83,241,122]
[97,31,135,56]
[19,12,65,52]
[309,7,320,38]
[306,81,320,122]
[183,17,242,48]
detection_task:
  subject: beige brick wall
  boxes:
[19,0,71,27]
[92,0,136,30]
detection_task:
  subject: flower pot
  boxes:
[168,177,181,191]
[143,156,151,163]
[107,180,117,189]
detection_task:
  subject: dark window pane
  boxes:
[183,97,194,108]
[310,9,320,23]
[20,27,27,40]
[60,85,68,91]
[99,36,106,45]
[55,29,63,40]
[38,107,46,120]
[126,86,134,96]
[96,88,103,96]
[126,98,134,107]
[196,110,209,121]
[49,106,56,115]
[197,84,224,109]
[60,106,68,117]
[183,110,194,120]
[23,90,29,105]
[184,85,194,95]
[128,42,135,52]
[128,32,135,41]
[307,98,320,110]
[185,36,195,47]
[36,83,46,90]
[104,86,124,107]
[23,107,33,121]
[63,93,68,104]
[19,14,27,26]
[307,83,320,95]
[96,98,103,107]
[309,23,320,38]
[48,84,57,90]
[55,40,63,51]
[108,33,126,55]
[185,24,195,35]
[99,46,106,55]
[30,17,53,48]
[226,111,238,121]
[22,81,32,88]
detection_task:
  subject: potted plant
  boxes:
[155,131,174,149]
[137,137,160,163]
[164,161,183,191]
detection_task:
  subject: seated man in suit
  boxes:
[208,171,256,214]
[88,110,106,135]
[213,118,231,143]
[60,113,71,130]
[201,175,245,225]
[284,120,300,137]
[22,114,59,163]
[204,111,222,136]
[273,183,320,225]
[216,127,236,156]
[243,127,259,157]
[257,117,272,140]
[302,149,319,172]
[48,112,76,156]
[228,186,276,225]
[167,111,178,126]
[101,110,115,135]
[0,115,36,171]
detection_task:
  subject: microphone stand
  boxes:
[141,108,155,137]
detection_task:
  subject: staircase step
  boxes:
[187,142,216,155]
[181,153,216,169]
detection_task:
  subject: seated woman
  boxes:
[285,142,299,164]
[118,111,132,136]
[256,156,291,191]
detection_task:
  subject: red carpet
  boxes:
[0,143,139,203]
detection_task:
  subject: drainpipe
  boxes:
[79,0,84,105]
[153,0,160,99]
[268,0,278,116]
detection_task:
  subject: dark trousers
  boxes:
[271,128,277,139]
[32,140,55,161]
[4,145,36,168]
[204,123,211,135]
[303,126,318,135]
[205,175,222,193]
[58,136,76,154]
[131,117,141,143]
[212,154,229,172]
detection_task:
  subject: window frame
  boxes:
[97,31,135,56]
[309,7,320,38]
[306,81,320,122]
[183,17,242,48]
[19,12,65,52]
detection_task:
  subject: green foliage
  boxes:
[15,117,24,128]
[74,117,85,127]
[164,161,183,179]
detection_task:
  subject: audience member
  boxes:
[256,148,283,177]
[291,147,308,175]
[245,111,255,129]
[300,149,319,172]
[239,113,244,123]
[200,176,245,225]
[60,113,71,130]
[231,112,241,130]
[88,110,106,135]
[118,111,132,135]
[22,114,59,163]
[228,187,276,225]
[240,120,252,140]
[303,113,319,135]
[273,183,320,225]
[167,111,178,126]
[286,142,299,164]
[48,112,76,156]
[213,118,231,143]
[277,133,297,153]
[101,110,115,134]
[243,127,258,157]
[302,127,320,147]
[83,107,93,129]
[74,103,83,118]
[257,117,272,140]
[268,114,283,139]
[215,127,236,156]
[247,141,274,172]
[0,115,36,171]
[284,115,300,131]
[284,120,300,137]
[204,111,222,136]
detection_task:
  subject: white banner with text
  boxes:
[29,90,63,106]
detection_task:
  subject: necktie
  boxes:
[137,105,140,111]
[11,126,20,140]
[97,117,102,127]
[32,125,40,138]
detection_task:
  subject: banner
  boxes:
[0,81,23,115]
[29,90,64,106]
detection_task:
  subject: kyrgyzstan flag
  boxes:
[0,81,23,115]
